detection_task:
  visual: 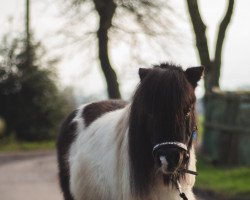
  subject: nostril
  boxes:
[157,150,184,173]
[160,156,168,165]
[159,156,168,174]
[159,155,177,174]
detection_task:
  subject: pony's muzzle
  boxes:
[155,147,185,174]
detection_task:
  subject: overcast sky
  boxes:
[0,0,250,99]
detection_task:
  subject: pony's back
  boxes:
[56,100,128,200]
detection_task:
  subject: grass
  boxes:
[196,115,250,198]
[196,156,250,198]
[0,118,56,152]
[197,115,204,143]
[0,136,55,152]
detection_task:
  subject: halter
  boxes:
[152,127,198,200]
[153,142,187,152]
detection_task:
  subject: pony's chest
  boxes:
[145,182,181,200]
[69,109,130,200]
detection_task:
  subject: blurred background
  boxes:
[0,0,249,200]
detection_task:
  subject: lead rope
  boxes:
[174,179,188,200]
[175,128,198,200]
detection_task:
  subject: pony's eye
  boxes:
[185,107,192,118]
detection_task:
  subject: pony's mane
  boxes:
[128,63,196,197]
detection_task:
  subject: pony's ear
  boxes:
[139,68,150,80]
[185,66,204,88]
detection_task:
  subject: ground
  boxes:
[0,150,62,200]
[0,150,215,200]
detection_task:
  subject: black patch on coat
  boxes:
[56,110,77,200]
[128,63,199,198]
[82,99,128,127]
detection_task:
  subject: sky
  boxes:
[0,0,250,100]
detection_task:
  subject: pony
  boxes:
[56,63,204,200]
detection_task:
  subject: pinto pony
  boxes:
[57,63,204,200]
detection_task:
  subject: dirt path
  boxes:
[0,150,214,200]
[0,150,62,200]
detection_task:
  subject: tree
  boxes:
[94,0,121,98]
[186,0,235,154]
[186,0,235,93]
[0,32,73,140]
[0,0,74,140]
[61,0,173,98]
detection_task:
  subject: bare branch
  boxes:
[186,0,211,70]
[119,1,174,36]
[214,0,235,85]
[56,0,175,98]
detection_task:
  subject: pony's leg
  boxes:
[58,169,75,200]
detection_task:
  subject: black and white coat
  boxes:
[57,64,203,200]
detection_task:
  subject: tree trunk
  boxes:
[186,0,235,155]
[26,0,30,47]
[213,0,235,87]
[94,0,121,99]
[25,0,31,68]
[186,0,234,95]
[186,0,212,94]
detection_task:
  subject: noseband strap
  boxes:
[153,142,188,152]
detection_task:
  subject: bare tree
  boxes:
[186,0,235,93]
[61,0,174,98]
[186,0,235,154]
[94,0,120,98]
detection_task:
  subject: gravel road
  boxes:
[0,150,214,200]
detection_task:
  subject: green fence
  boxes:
[203,91,250,166]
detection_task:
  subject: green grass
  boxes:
[0,137,55,152]
[196,115,250,198]
[197,115,204,142]
[196,157,250,198]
